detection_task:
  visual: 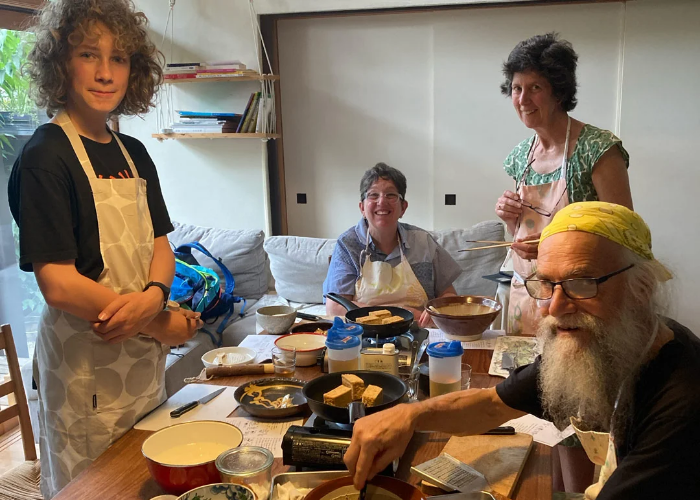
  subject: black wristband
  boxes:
[144,281,170,310]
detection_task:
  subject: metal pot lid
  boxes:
[215,446,273,476]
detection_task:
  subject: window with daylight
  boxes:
[1,26,49,361]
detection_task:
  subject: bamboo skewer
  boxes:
[463,240,510,244]
[458,239,540,252]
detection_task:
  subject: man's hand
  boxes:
[343,403,419,490]
[91,288,163,343]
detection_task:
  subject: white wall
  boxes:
[278,14,434,236]
[122,0,269,231]
[620,0,700,331]
[279,2,626,233]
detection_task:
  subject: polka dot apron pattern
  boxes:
[33,111,168,498]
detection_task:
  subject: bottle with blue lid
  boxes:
[326,318,362,373]
[427,340,463,397]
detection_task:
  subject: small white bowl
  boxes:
[201,347,256,369]
[275,333,327,367]
[256,305,297,334]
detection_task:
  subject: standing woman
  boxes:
[495,33,633,336]
[7,0,200,496]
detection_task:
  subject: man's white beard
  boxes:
[537,303,655,432]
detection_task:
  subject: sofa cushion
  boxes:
[169,221,269,300]
[264,236,336,303]
[431,221,507,297]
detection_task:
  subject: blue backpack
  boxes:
[170,242,246,345]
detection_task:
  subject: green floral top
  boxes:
[503,124,629,203]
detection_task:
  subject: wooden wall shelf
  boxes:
[152,133,281,140]
[164,74,280,84]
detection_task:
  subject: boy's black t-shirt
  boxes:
[496,319,700,499]
[8,123,173,281]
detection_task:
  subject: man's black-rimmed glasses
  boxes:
[524,264,635,300]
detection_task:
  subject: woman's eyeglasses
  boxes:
[365,192,403,203]
[524,264,635,300]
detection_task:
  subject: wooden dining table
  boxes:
[53,347,551,500]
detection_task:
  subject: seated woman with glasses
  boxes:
[323,163,462,327]
[493,33,633,337]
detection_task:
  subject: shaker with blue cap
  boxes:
[325,317,363,373]
[427,340,464,397]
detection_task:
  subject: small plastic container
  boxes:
[427,341,464,398]
[216,446,274,499]
[325,318,362,373]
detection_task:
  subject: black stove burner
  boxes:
[306,413,354,431]
[362,331,414,348]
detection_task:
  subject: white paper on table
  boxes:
[226,416,303,458]
[427,328,505,350]
[239,334,279,363]
[134,385,239,431]
[502,414,575,447]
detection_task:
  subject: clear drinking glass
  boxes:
[461,362,472,390]
[271,346,296,377]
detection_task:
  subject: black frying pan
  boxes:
[325,293,414,339]
[303,370,408,424]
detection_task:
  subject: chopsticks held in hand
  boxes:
[458,239,539,252]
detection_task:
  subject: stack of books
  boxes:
[170,111,242,134]
[164,61,260,80]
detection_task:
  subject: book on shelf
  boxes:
[165,65,200,72]
[170,126,225,134]
[164,72,197,80]
[195,71,258,79]
[177,110,242,119]
[166,62,202,67]
[243,93,261,133]
[236,92,257,133]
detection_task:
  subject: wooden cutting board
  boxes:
[440,432,533,498]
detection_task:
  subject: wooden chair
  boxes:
[0,324,41,500]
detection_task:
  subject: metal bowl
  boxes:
[426,295,501,341]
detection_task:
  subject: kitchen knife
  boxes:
[482,426,516,435]
[170,387,226,418]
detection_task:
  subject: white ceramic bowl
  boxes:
[256,305,297,334]
[274,333,327,367]
[201,347,256,369]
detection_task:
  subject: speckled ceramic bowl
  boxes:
[256,305,297,334]
[177,483,254,500]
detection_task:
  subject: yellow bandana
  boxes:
[540,202,654,260]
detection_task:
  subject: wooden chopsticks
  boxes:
[458,239,539,252]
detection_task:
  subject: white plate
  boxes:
[202,347,256,368]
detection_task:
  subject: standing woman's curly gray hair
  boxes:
[26,0,163,117]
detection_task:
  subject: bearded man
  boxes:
[343,202,700,500]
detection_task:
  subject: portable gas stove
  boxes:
[361,327,429,368]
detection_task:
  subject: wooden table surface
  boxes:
[54,349,551,500]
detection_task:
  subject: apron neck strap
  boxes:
[520,114,571,189]
[53,110,139,179]
[361,223,403,266]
